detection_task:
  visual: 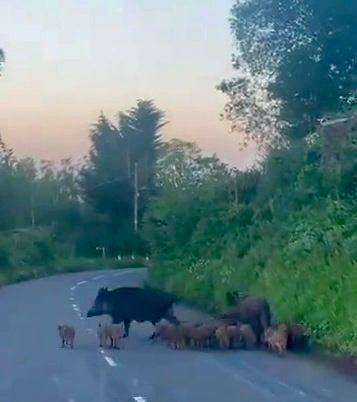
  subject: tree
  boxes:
[80,113,132,225]
[119,99,167,192]
[80,101,166,255]
[143,140,232,258]
[218,0,357,147]
[0,49,4,75]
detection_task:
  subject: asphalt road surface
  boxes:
[1,268,356,402]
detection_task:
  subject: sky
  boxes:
[0,0,257,169]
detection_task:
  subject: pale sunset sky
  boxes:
[0,0,257,168]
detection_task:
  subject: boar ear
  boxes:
[98,287,108,296]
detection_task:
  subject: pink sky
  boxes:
[0,0,257,169]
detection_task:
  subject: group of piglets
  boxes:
[57,323,125,350]
[154,318,296,356]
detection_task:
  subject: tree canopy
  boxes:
[218,0,357,147]
[0,49,4,75]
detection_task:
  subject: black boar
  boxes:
[87,286,178,339]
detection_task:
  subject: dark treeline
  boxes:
[0,99,166,271]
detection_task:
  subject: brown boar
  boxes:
[285,321,309,350]
[240,324,258,349]
[263,325,288,356]
[226,325,244,349]
[186,324,213,349]
[107,324,124,349]
[223,291,272,342]
[97,323,114,348]
[155,320,179,349]
[215,325,230,350]
[58,324,75,348]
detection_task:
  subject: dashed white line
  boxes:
[70,286,76,291]
[104,356,117,367]
[76,280,87,285]
[92,275,104,280]
[133,397,147,402]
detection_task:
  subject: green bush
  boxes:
[144,134,357,354]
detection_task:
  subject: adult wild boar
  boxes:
[220,290,272,343]
[87,287,179,338]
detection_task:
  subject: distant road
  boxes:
[0,268,356,402]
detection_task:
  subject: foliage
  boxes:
[0,48,4,75]
[79,100,166,255]
[218,0,357,146]
[144,129,357,353]
[0,99,163,280]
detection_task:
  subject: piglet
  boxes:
[58,324,75,348]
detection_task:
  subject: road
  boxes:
[0,268,356,402]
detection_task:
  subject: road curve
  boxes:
[0,268,355,402]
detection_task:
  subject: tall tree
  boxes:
[80,113,132,225]
[218,0,357,147]
[80,101,165,254]
[0,48,4,75]
[119,99,166,192]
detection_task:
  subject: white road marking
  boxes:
[104,355,117,367]
[133,397,147,402]
[70,286,76,291]
[76,280,87,285]
[92,275,104,280]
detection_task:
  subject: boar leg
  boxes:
[149,320,159,340]
[123,320,131,337]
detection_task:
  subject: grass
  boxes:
[0,256,149,286]
[149,246,357,355]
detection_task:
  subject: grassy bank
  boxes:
[148,206,357,354]
[0,256,147,286]
[0,227,148,286]
[145,136,357,355]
